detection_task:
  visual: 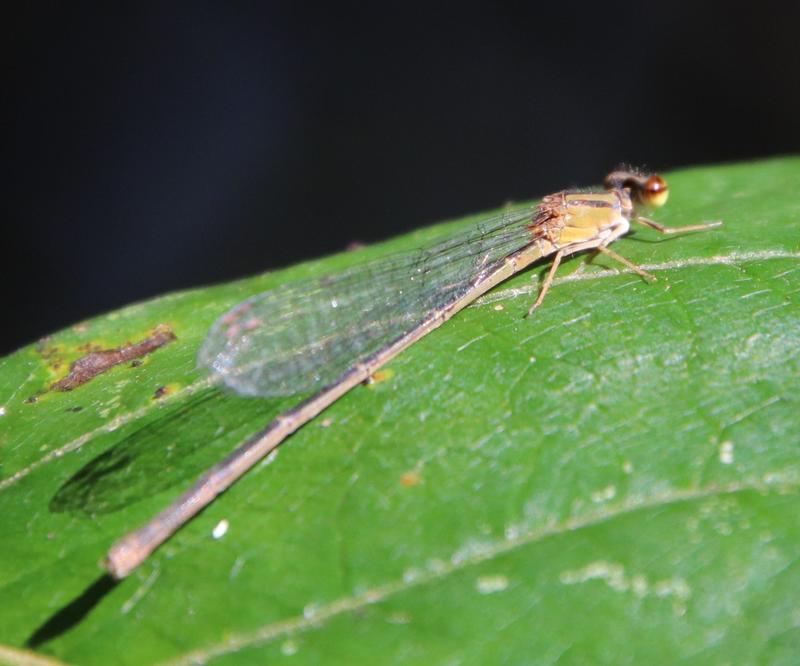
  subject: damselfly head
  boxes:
[605,169,669,208]
[637,174,669,208]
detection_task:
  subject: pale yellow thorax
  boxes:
[554,191,632,249]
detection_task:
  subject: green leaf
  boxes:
[1,157,799,665]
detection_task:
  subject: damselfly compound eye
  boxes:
[641,175,669,207]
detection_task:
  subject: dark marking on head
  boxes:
[51,325,176,392]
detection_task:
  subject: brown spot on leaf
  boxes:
[365,368,395,388]
[153,386,168,399]
[36,341,61,361]
[51,325,176,392]
[400,471,422,487]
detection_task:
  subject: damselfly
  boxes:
[106,169,721,578]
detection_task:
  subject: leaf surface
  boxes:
[1,157,799,665]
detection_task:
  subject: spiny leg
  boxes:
[526,250,564,317]
[635,216,722,234]
[523,212,721,316]
[604,216,722,281]
[595,245,657,282]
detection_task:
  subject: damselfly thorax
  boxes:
[533,189,633,254]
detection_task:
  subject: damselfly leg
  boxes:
[635,216,723,235]
[525,250,564,317]
[525,216,721,316]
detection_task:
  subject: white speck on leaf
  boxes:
[631,575,648,598]
[427,558,447,574]
[560,560,691,610]
[591,485,617,503]
[403,567,421,584]
[259,449,280,468]
[212,519,229,539]
[719,440,734,464]
[476,575,509,594]
[230,556,245,579]
[387,612,411,625]
[654,577,692,601]
[560,560,628,592]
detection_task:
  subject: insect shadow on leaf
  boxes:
[49,388,285,515]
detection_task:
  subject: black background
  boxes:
[6,2,799,354]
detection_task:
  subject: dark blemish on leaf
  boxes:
[152,383,180,400]
[51,325,176,392]
[130,359,143,368]
[36,341,61,361]
[66,406,83,413]
[25,394,40,404]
